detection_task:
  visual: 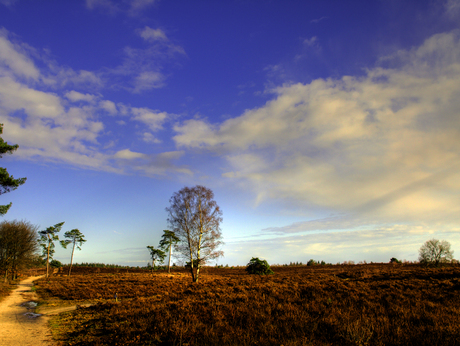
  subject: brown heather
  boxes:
[34,264,460,346]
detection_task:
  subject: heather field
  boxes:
[34,264,460,346]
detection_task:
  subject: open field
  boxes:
[34,264,460,346]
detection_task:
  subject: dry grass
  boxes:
[34,264,460,346]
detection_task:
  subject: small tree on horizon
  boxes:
[60,229,86,276]
[146,246,166,270]
[39,222,65,278]
[246,257,274,275]
[419,239,453,266]
[159,230,180,273]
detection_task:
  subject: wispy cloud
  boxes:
[173,31,460,226]
[0,30,187,177]
[86,0,156,16]
[225,223,460,265]
[106,26,185,93]
[0,0,18,8]
[310,16,328,24]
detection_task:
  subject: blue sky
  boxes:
[1,0,460,266]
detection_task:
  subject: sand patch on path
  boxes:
[0,276,57,346]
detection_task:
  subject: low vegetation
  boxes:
[34,263,460,346]
[246,257,274,275]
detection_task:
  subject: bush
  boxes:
[185,259,200,269]
[307,259,317,266]
[246,257,274,275]
[390,257,401,264]
[50,259,63,268]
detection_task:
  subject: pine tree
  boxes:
[0,124,26,216]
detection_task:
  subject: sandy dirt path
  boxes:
[0,276,57,346]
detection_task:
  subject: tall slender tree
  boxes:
[39,222,65,278]
[166,185,223,283]
[0,124,26,216]
[159,230,179,273]
[61,229,86,276]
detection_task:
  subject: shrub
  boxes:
[246,257,274,275]
[50,259,62,268]
[185,259,200,269]
[390,257,401,264]
[307,259,317,266]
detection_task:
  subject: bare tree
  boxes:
[166,185,223,282]
[419,239,454,266]
[0,220,39,282]
[61,229,86,276]
[159,230,179,273]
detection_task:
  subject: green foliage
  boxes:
[307,259,317,266]
[185,259,201,269]
[246,257,274,275]
[146,246,166,269]
[159,230,179,273]
[0,124,27,216]
[61,229,86,251]
[390,257,401,264]
[60,228,86,276]
[38,222,65,277]
[50,259,63,268]
[159,230,180,251]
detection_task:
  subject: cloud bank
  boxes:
[174,31,460,227]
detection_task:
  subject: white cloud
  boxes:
[114,149,146,159]
[65,91,97,103]
[140,27,167,42]
[131,107,168,131]
[0,76,63,118]
[310,16,328,24]
[142,132,161,143]
[303,36,318,47]
[173,31,460,225]
[225,223,460,265]
[133,71,164,92]
[49,68,103,89]
[85,0,118,13]
[0,32,187,177]
[112,37,185,92]
[86,0,156,16]
[445,0,460,18]
[0,30,39,79]
[130,0,156,11]
[0,0,18,6]
[99,100,117,114]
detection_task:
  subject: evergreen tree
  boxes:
[39,222,65,278]
[0,124,26,216]
[61,229,86,276]
[159,230,179,273]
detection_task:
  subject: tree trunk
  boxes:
[69,240,75,276]
[46,235,50,278]
[167,243,172,274]
[195,265,200,283]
